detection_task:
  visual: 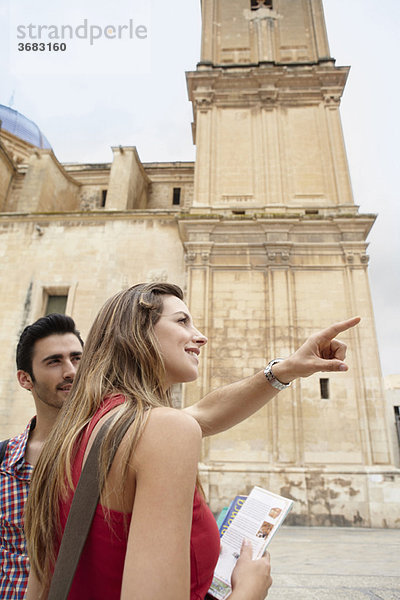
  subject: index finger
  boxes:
[237,538,254,560]
[318,316,361,341]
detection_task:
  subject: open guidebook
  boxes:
[208,486,294,600]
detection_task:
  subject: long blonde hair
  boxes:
[25,282,184,586]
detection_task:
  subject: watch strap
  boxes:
[264,359,291,391]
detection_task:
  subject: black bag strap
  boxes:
[0,439,9,464]
[48,412,135,600]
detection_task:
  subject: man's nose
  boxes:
[63,360,77,380]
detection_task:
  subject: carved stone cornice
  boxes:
[265,246,292,264]
[178,214,376,244]
[178,215,375,269]
[186,63,350,112]
[341,242,371,266]
[194,94,214,112]
[182,241,215,266]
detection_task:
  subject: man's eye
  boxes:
[178,318,189,324]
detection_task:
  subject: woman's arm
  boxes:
[24,570,48,599]
[121,407,202,600]
[185,317,360,436]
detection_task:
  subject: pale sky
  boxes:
[1,0,399,376]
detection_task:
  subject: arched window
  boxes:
[251,0,273,11]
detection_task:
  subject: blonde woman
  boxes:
[24,282,359,600]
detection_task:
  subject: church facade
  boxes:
[1,0,399,527]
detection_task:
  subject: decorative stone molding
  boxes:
[259,90,278,106]
[324,94,341,108]
[195,96,214,113]
[185,251,196,263]
[187,66,350,113]
[344,252,369,265]
[171,384,183,409]
[266,249,291,263]
[147,269,168,282]
[244,7,282,23]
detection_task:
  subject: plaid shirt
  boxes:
[0,419,35,599]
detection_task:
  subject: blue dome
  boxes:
[0,104,52,150]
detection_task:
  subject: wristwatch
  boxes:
[264,359,291,391]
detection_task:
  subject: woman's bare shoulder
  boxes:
[147,406,202,433]
[132,406,202,466]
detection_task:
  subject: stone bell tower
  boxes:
[188,0,353,213]
[180,0,399,527]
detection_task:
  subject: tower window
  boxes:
[172,187,181,206]
[320,378,329,400]
[251,0,273,10]
[42,285,70,315]
[394,406,400,447]
[101,189,107,207]
[45,295,68,315]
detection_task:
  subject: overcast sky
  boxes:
[1,0,399,376]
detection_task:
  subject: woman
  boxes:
[25,282,359,599]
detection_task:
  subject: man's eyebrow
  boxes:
[41,353,63,363]
[42,351,82,363]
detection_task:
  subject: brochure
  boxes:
[217,495,247,534]
[209,486,294,600]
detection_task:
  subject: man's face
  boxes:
[17,333,83,410]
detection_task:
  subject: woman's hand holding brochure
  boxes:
[230,540,272,600]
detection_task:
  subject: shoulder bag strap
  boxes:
[47,412,136,600]
[0,439,9,464]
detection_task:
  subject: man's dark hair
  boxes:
[16,314,83,377]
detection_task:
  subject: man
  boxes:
[0,314,83,599]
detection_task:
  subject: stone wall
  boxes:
[200,465,400,528]
[0,144,15,211]
[0,212,185,438]
[385,375,400,468]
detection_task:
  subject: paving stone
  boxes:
[263,527,400,599]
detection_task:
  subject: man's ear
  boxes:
[17,370,33,391]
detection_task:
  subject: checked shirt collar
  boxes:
[2,417,36,477]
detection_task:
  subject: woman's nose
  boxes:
[193,330,207,346]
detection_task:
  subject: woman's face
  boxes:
[154,295,207,388]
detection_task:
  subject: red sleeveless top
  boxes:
[57,396,220,599]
